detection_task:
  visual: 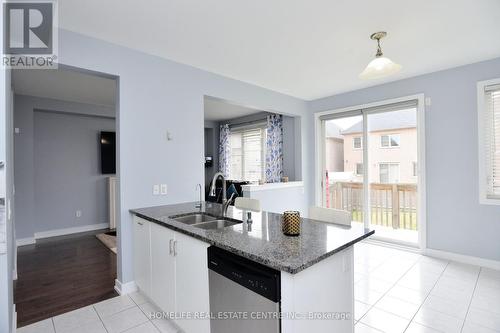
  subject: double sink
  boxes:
[169,212,242,230]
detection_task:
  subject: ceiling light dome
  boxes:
[359,31,401,80]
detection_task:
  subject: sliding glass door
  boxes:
[366,107,418,245]
[320,100,421,247]
[321,114,365,225]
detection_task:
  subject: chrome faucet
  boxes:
[195,183,202,209]
[209,172,234,215]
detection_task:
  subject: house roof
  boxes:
[340,108,416,135]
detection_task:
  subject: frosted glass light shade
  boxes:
[359,56,402,80]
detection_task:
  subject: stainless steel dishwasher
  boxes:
[208,246,281,333]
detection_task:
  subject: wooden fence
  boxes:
[329,182,418,230]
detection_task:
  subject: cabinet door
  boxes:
[174,232,210,333]
[150,222,176,314]
[133,216,151,297]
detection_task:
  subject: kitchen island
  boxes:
[130,201,374,333]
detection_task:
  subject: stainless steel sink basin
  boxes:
[170,212,242,230]
[193,219,241,230]
[170,213,216,225]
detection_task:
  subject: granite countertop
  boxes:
[130,202,374,274]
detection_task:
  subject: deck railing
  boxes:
[328,182,418,230]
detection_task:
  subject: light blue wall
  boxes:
[34,111,115,232]
[308,57,500,261]
[14,95,116,239]
[57,29,310,284]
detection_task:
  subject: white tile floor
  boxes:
[17,292,181,333]
[354,242,500,333]
[17,242,500,333]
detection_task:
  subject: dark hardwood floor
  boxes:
[15,230,118,328]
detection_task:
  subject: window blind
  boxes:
[242,128,264,181]
[229,127,265,182]
[319,99,418,121]
[485,85,500,198]
[230,132,243,180]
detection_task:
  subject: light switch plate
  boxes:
[76,210,82,218]
[160,184,168,195]
[153,184,160,195]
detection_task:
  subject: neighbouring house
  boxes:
[324,109,418,230]
[326,108,417,184]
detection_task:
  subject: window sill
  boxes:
[479,196,500,206]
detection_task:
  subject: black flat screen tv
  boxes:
[100,131,116,174]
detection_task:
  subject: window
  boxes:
[356,163,363,175]
[229,126,266,182]
[353,137,362,149]
[412,162,417,177]
[229,132,243,180]
[479,79,500,202]
[379,163,399,183]
[381,134,400,148]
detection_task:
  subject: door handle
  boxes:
[169,239,173,255]
[137,221,144,226]
[173,240,178,256]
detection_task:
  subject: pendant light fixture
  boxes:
[359,31,401,80]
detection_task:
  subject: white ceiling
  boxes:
[59,0,500,100]
[12,68,116,107]
[204,98,262,122]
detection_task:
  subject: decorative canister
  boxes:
[282,211,301,236]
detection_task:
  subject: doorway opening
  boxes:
[12,66,119,327]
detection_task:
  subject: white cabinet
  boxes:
[133,216,152,297]
[174,232,210,333]
[281,247,354,333]
[134,217,210,333]
[150,222,176,314]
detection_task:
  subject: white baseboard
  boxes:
[425,248,500,271]
[362,239,500,271]
[16,223,110,247]
[12,305,16,333]
[114,279,137,295]
[34,223,110,240]
[34,223,110,239]
[16,237,36,247]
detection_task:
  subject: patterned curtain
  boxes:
[218,124,231,177]
[265,114,283,183]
